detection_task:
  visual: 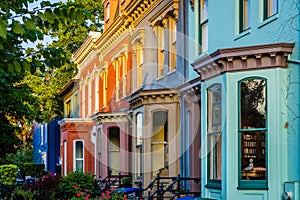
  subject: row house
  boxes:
[58,0,192,190]
[32,118,61,174]
[182,0,299,199]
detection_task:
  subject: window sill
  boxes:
[237,181,268,190]
[234,29,251,41]
[167,69,176,75]
[205,182,221,190]
[156,76,164,81]
[237,186,268,190]
[258,14,279,29]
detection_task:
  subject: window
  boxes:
[199,0,208,53]
[88,79,92,115]
[239,78,267,189]
[66,100,71,118]
[168,18,176,72]
[207,84,222,187]
[136,45,143,88]
[151,111,168,176]
[81,84,86,117]
[136,113,143,177]
[106,2,110,21]
[108,127,120,175]
[103,70,108,106]
[239,0,251,33]
[263,0,278,20]
[95,73,99,112]
[74,93,79,117]
[74,140,84,172]
[157,26,165,77]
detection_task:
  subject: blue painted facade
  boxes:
[32,118,61,174]
[182,0,299,199]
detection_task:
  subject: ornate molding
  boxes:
[192,43,295,81]
[92,111,128,124]
[129,89,180,110]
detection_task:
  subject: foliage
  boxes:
[12,186,34,200]
[57,171,98,199]
[0,0,103,166]
[23,163,46,178]
[28,172,61,199]
[0,164,18,185]
[24,0,104,123]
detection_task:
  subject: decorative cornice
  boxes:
[149,0,179,27]
[58,79,79,98]
[72,32,101,66]
[192,43,295,81]
[128,89,180,110]
[92,111,128,124]
[59,118,93,132]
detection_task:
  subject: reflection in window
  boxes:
[74,141,84,172]
[207,84,222,185]
[239,78,267,188]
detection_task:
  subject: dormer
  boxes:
[103,0,121,30]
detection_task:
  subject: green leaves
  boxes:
[0,20,8,39]
[12,20,23,35]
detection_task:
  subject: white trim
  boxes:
[73,139,85,173]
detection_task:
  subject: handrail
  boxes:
[98,172,132,193]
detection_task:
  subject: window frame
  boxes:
[263,0,278,20]
[198,0,208,54]
[239,0,251,33]
[157,25,165,78]
[73,140,84,173]
[206,83,222,189]
[237,77,268,190]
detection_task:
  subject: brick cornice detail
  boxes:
[129,89,180,110]
[59,120,93,132]
[192,43,295,81]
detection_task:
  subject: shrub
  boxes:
[28,172,61,199]
[0,164,18,185]
[23,163,46,178]
[57,171,98,199]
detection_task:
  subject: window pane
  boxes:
[208,133,222,180]
[200,0,208,21]
[243,0,250,30]
[201,22,208,53]
[207,84,222,133]
[75,141,83,159]
[241,131,266,180]
[76,160,83,172]
[264,0,278,19]
[137,113,143,145]
[240,79,266,129]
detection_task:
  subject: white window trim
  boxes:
[73,140,85,173]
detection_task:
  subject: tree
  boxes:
[0,0,103,162]
[24,0,104,122]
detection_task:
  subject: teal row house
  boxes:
[180,0,299,199]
